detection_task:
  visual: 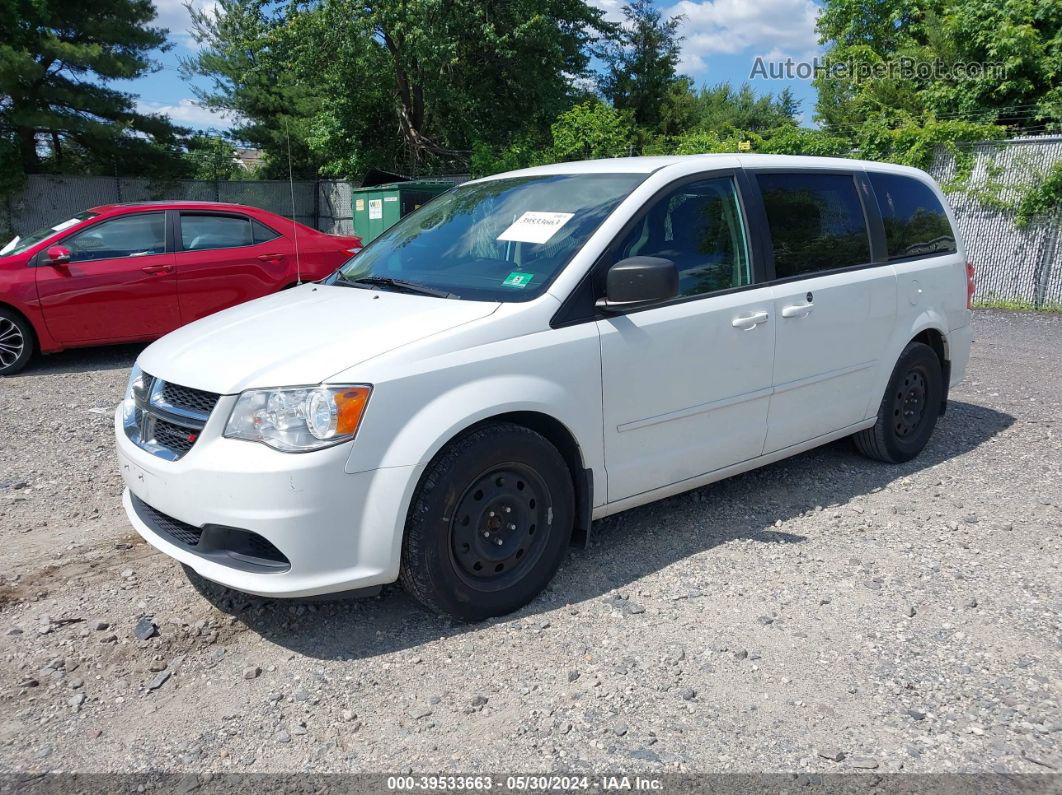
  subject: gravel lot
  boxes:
[0,310,1059,776]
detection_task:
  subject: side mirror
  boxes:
[45,245,71,266]
[597,256,678,310]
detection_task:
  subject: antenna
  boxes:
[285,117,302,285]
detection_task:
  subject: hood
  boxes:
[138,284,499,393]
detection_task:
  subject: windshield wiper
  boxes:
[337,275,457,299]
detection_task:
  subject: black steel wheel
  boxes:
[854,341,943,463]
[0,308,34,376]
[400,422,574,621]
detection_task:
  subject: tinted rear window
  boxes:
[757,173,870,277]
[869,173,957,260]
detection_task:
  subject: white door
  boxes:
[753,171,897,453]
[597,175,776,502]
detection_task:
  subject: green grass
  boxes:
[973,296,1062,313]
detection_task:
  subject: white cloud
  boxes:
[587,0,627,24]
[152,0,218,47]
[665,0,821,74]
[137,98,235,129]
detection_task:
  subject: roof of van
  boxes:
[476,153,927,181]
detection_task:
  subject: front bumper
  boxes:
[115,404,418,598]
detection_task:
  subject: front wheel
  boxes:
[400,422,574,621]
[854,341,943,463]
[0,309,34,376]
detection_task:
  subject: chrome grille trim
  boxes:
[124,372,220,461]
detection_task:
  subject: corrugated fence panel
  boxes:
[317,180,354,235]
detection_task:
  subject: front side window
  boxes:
[333,173,645,301]
[869,173,957,260]
[65,213,165,262]
[613,176,751,298]
[757,173,870,277]
[180,214,253,251]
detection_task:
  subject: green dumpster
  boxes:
[350,180,453,244]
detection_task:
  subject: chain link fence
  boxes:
[2,140,1059,307]
[929,136,1062,309]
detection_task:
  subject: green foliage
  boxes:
[183,134,240,181]
[0,0,188,177]
[599,0,685,132]
[758,127,852,157]
[693,83,801,136]
[853,117,1005,172]
[814,0,1061,134]
[1015,161,1062,228]
[185,0,611,178]
[549,101,637,161]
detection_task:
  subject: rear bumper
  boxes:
[116,406,418,598]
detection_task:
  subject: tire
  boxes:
[854,341,943,463]
[0,308,34,376]
[400,422,574,621]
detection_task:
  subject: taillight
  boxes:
[966,261,975,309]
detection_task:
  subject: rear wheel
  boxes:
[854,341,943,463]
[400,422,574,621]
[0,308,34,376]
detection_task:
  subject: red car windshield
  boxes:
[0,211,98,257]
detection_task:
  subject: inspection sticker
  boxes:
[502,271,534,288]
[497,211,574,245]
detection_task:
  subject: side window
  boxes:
[180,214,253,251]
[614,176,751,298]
[252,219,281,244]
[757,173,870,277]
[65,213,165,262]
[869,173,957,260]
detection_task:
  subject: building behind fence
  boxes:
[3,139,1059,307]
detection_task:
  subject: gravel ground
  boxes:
[0,310,1059,775]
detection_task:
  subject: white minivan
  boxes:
[116,154,974,620]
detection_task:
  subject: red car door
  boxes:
[34,211,179,344]
[173,212,292,322]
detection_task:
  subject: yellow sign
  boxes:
[738,140,752,151]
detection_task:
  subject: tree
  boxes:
[694,83,801,135]
[184,0,612,176]
[0,0,187,175]
[549,100,636,161]
[599,0,685,132]
[183,134,240,181]
[814,0,1061,133]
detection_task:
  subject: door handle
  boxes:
[141,264,173,275]
[731,311,769,330]
[781,303,814,319]
[257,253,282,261]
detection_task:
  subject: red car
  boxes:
[0,201,361,374]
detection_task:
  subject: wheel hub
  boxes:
[893,368,928,438]
[450,465,550,583]
[0,318,25,369]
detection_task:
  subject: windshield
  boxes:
[0,211,98,257]
[331,173,644,301]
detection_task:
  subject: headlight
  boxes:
[122,364,148,421]
[224,385,371,452]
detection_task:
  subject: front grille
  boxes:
[152,418,198,456]
[124,372,220,461]
[130,495,290,572]
[161,382,220,416]
[132,495,203,547]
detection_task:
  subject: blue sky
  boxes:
[119,0,824,135]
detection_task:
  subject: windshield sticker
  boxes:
[497,211,574,245]
[502,271,534,288]
[50,217,81,233]
[0,236,19,256]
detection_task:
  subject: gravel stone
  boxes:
[0,311,1058,774]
